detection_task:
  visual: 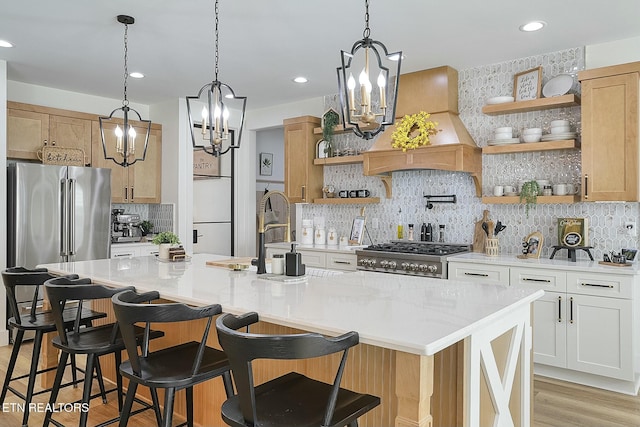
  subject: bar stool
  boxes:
[112,289,234,427]
[216,312,380,427]
[0,267,107,427]
[43,277,164,427]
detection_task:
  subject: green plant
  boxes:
[139,220,154,236]
[519,181,540,217]
[322,109,340,156]
[152,231,180,245]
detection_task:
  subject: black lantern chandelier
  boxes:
[99,15,151,167]
[337,0,402,140]
[186,0,247,157]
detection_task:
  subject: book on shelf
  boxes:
[557,218,588,247]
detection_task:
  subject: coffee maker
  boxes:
[111,209,143,243]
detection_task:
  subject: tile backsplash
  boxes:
[298,46,640,261]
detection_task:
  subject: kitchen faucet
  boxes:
[256,190,291,274]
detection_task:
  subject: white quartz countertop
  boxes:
[450,252,640,275]
[265,242,366,254]
[39,254,542,356]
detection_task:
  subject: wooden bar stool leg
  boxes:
[94,355,108,404]
[117,382,137,427]
[162,388,176,427]
[43,351,69,427]
[21,330,45,427]
[70,354,79,388]
[150,388,162,426]
[115,352,123,411]
[0,329,23,404]
[79,354,96,427]
[186,386,194,427]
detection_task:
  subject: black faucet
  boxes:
[256,191,291,274]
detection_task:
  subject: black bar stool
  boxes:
[43,277,164,427]
[0,267,107,427]
[112,289,234,427]
[216,312,380,427]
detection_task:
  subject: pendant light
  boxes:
[99,15,151,167]
[337,0,402,140]
[186,0,247,157]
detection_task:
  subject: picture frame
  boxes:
[622,248,638,262]
[349,216,366,245]
[517,231,544,259]
[513,66,543,101]
[259,152,273,176]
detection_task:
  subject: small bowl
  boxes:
[494,132,513,140]
[495,127,513,134]
[523,128,542,135]
[551,119,569,127]
[522,134,542,143]
[504,191,518,197]
[551,126,571,134]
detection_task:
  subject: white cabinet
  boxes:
[447,262,509,284]
[533,291,566,367]
[111,243,158,258]
[265,247,357,272]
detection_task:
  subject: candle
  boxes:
[128,127,136,155]
[347,73,356,111]
[115,125,123,153]
[201,107,208,136]
[214,105,221,136]
[222,107,229,135]
[377,72,387,110]
[359,69,369,110]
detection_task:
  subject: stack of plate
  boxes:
[488,138,520,146]
[541,132,577,141]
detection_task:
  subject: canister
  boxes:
[327,228,338,246]
[300,219,313,244]
[271,254,285,275]
[314,227,326,245]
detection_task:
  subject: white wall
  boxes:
[256,127,284,192]
[585,36,640,69]
[0,61,8,346]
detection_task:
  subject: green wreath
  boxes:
[391,111,440,152]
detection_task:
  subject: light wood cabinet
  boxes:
[7,102,92,164]
[579,62,640,201]
[283,116,323,203]
[91,121,162,203]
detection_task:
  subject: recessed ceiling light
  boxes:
[519,21,546,32]
[129,72,144,79]
[293,76,308,84]
[0,40,14,48]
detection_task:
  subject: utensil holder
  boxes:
[485,238,499,257]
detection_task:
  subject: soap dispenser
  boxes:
[285,243,306,276]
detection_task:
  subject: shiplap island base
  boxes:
[39,254,542,427]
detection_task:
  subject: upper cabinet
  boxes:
[91,121,162,203]
[283,116,323,203]
[579,62,640,202]
[7,102,92,164]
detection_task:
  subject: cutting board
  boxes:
[206,257,258,269]
[472,210,491,253]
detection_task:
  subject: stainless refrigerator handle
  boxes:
[60,179,68,256]
[69,179,76,256]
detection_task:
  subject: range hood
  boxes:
[362,66,482,195]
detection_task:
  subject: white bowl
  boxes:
[551,126,571,134]
[495,132,513,140]
[551,119,569,127]
[523,128,542,135]
[486,96,515,105]
[522,134,542,143]
[495,127,513,134]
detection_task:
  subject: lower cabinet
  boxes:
[111,243,159,258]
[265,247,357,272]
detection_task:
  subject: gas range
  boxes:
[355,241,471,279]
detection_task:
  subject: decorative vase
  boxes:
[159,243,171,260]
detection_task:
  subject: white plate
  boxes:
[541,133,577,141]
[486,96,515,105]
[542,74,574,97]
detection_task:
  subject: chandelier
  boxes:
[99,15,151,167]
[337,0,402,140]
[186,0,247,157]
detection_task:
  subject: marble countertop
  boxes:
[449,252,640,275]
[39,254,542,356]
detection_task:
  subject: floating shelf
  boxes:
[481,94,581,116]
[481,195,581,204]
[313,155,364,165]
[312,197,380,205]
[312,123,378,135]
[482,139,580,154]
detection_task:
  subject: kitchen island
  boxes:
[40,254,542,427]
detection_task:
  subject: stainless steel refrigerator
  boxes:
[7,163,112,268]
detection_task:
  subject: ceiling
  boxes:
[1,1,639,110]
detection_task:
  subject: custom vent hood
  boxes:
[363,66,482,195]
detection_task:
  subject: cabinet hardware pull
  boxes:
[464,272,489,277]
[131,187,134,200]
[333,260,352,265]
[580,282,614,289]
[124,187,128,200]
[301,185,306,202]
[570,296,574,324]
[558,295,562,322]
[69,179,76,256]
[523,278,551,283]
[60,179,67,256]
[114,253,134,257]
[584,174,588,199]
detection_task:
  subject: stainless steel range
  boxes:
[356,241,471,279]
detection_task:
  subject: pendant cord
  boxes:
[122,22,129,106]
[362,0,370,39]
[214,0,220,82]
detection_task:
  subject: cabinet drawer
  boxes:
[510,267,566,292]
[299,251,326,268]
[566,272,633,299]
[447,262,509,285]
[326,253,357,271]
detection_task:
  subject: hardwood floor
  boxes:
[1,341,639,426]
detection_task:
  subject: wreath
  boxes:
[391,111,440,152]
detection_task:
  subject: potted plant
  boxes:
[139,220,154,236]
[152,232,181,259]
[322,108,340,157]
[519,180,540,217]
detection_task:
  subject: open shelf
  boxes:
[482,139,580,154]
[313,155,364,165]
[313,197,380,205]
[313,123,378,135]
[482,195,581,204]
[481,94,581,116]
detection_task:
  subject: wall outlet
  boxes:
[625,221,637,237]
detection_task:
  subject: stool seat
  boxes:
[8,306,105,331]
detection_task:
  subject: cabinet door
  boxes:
[510,267,566,292]
[298,250,326,268]
[566,294,633,380]
[533,291,567,367]
[581,72,639,201]
[91,121,129,202]
[111,246,138,258]
[283,116,322,203]
[129,127,162,203]
[49,115,92,165]
[7,109,49,160]
[326,252,357,271]
[447,262,509,285]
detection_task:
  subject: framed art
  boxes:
[259,152,273,176]
[517,231,543,259]
[513,66,542,101]
[622,248,638,262]
[349,216,366,245]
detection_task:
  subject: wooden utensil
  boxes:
[472,210,491,252]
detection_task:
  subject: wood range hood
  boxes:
[363,66,482,196]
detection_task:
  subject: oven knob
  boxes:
[367,259,377,267]
[409,263,418,271]
[388,261,397,269]
[380,260,389,268]
[358,258,367,266]
[427,265,438,273]
[418,264,428,272]
[401,262,410,270]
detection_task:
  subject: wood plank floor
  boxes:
[1,342,639,426]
